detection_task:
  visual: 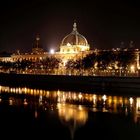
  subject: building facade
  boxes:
[9,22,90,64]
[0,22,140,76]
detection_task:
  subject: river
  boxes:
[0,85,140,140]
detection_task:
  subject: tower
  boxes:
[32,35,44,54]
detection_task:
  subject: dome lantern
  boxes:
[73,22,77,32]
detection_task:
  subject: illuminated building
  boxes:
[7,22,90,64]
[58,22,90,65]
[0,22,140,76]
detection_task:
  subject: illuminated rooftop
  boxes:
[61,22,88,46]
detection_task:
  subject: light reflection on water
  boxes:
[0,85,140,139]
[0,85,140,117]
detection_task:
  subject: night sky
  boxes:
[0,0,140,53]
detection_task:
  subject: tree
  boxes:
[65,59,81,70]
[96,51,115,70]
[116,50,136,69]
[82,52,96,69]
[43,56,61,69]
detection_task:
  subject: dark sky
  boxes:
[0,0,140,52]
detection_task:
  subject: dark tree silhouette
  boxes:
[116,50,136,69]
[96,51,115,70]
[82,52,96,69]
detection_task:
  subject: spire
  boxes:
[73,22,77,31]
[73,21,78,44]
[32,34,43,54]
[35,34,40,48]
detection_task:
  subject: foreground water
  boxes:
[0,85,140,140]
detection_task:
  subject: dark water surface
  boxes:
[0,85,140,140]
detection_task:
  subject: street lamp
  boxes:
[50,49,55,54]
[130,65,135,73]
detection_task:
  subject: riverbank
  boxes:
[0,73,140,95]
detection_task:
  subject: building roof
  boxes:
[61,22,88,46]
